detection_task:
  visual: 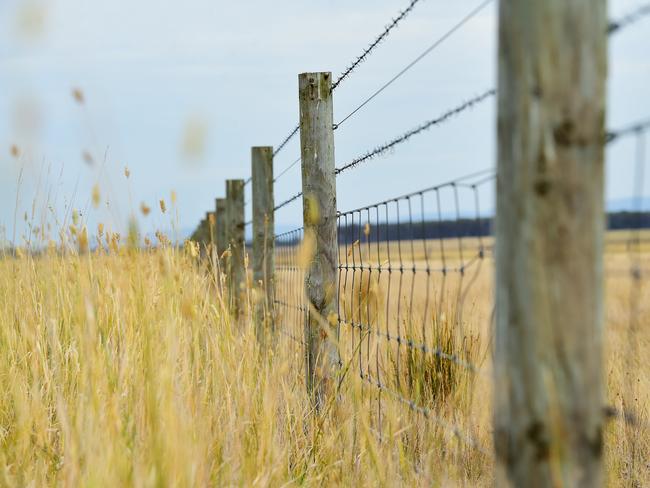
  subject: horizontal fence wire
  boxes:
[274,192,303,213]
[273,125,300,158]
[361,372,489,454]
[336,172,492,434]
[274,228,308,350]
[335,90,495,175]
[331,0,424,92]
[274,156,301,183]
[608,2,650,34]
[608,118,650,143]
[271,169,495,450]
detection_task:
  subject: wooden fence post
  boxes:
[226,179,246,316]
[252,146,275,343]
[495,1,607,486]
[206,211,215,246]
[298,72,340,407]
[215,198,227,257]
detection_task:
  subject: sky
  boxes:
[1,0,649,246]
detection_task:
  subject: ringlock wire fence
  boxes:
[273,168,495,451]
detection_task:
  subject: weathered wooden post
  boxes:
[298,72,340,408]
[226,179,245,316]
[251,146,275,343]
[215,198,227,257]
[206,211,215,246]
[495,1,607,486]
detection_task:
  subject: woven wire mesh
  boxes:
[335,171,492,439]
[272,170,494,448]
[274,228,307,349]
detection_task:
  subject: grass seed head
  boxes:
[92,184,101,209]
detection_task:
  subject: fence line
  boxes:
[186,3,650,482]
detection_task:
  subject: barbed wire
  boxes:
[333,0,493,130]
[607,118,650,143]
[331,0,425,92]
[274,191,303,212]
[335,90,495,176]
[361,373,489,454]
[608,2,650,34]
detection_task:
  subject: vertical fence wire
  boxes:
[274,228,307,352]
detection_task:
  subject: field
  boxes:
[0,230,648,486]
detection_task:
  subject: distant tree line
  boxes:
[336,211,650,244]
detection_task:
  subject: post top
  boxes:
[299,72,332,79]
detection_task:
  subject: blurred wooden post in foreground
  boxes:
[495,1,607,486]
[298,72,340,408]
[226,179,245,316]
[251,147,275,344]
[215,198,227,257]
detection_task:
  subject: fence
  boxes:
[190,1,650,485]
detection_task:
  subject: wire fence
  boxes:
[272,169,495,449]
[189,0,650,478]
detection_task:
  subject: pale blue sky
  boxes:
[1,0,648,246]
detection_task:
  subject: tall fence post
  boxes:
[252,147,275,344]
[298,71,340,407]
[495,1,607,486]
[215,198,227,257]
[226,179,246,316]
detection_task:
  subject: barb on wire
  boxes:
[608,2,650,34]
[361,373,489,454]
[332,0,425,92]
[607,118,650,144]
[335,90,495,175]
[244,176,252,186]
[274,192,303,212]
[334,0,493,129]
[274,125,300,157]
[274,156,301,183]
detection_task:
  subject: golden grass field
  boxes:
[0,229,648,486]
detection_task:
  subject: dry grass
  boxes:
[0,231,648,486]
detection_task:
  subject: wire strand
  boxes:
[334,0,493,130]
[332,0,425,92]
[608,118,650,143]
[608,2,650,33]
[274,156,301,183]
[335,90,495,176]
[273,125,300,158]
[274,191,303,212]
